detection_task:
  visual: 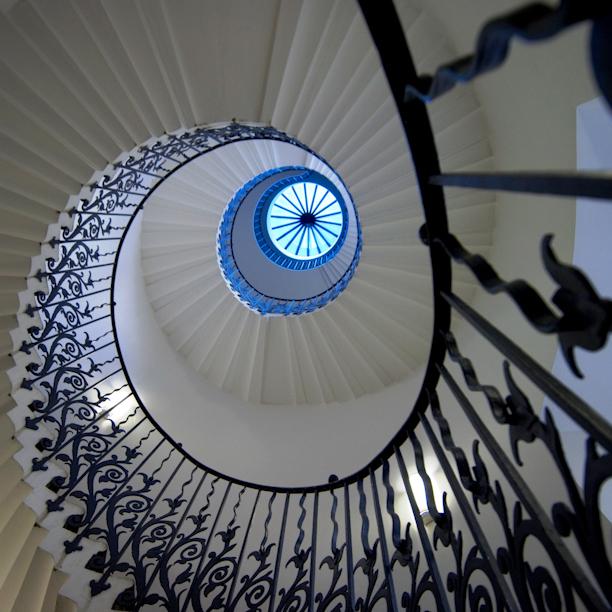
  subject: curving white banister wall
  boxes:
[119,213,430,487]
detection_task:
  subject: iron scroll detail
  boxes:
[421,226,612,378]
[12,0,612,606]
[402,0,612,107]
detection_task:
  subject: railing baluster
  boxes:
[358,0,451,440]
[419,411,522,612]
[313,488,349,609]
[180,481,232,612]
[226,490,261,607]
[33,261,113,279]
[22,341,115,387]
[343,484,356,611]
[443,290,612,449]
[309,491,318,612]
[32,394,137,470]
[64,432,162,527]
[137,471,208,606]
[394,446,452,612]
[29,288,110,313]
[112,163,164,178]
[90,456,186,594]
[275,493,311,609]
[354,478,388,609]
[269,493,290,612]
[24,314,113,349]
[430,171,612,199]
[369,469,399,611]
[438,363,608,610]
[27,367,123,423]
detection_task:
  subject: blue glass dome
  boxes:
[254,172,349,270]
[217,164,361,316]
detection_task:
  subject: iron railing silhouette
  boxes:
[16,0,612,609]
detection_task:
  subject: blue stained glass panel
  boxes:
[266,182,344,261]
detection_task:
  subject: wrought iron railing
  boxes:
[15,0,612,610]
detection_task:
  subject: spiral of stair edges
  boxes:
[0,0,495,608]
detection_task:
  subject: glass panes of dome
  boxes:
[266,181,344,261]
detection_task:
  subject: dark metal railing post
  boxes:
[309,491,319,612]
[438,363,608,610]
[343,484,356,611]
[226,490,261,608]
[180,482,232,612]
[369,469,399,611]
[443,291,612,449]
[419,411,522,612]
[91,456,187,593]
[394,446,452,612]
[358,0,451,436]
[138,471,209,605]
[268,494,290,612]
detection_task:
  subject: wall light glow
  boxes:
[396,471,444,524]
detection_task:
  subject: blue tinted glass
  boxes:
[266,181,344,261]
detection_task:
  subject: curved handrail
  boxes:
[9,1,612,609]
[402,0,612,103]
[357,0,452,449]
[21,115,447,495]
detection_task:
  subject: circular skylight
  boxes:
[266,181,344,261]
[253,171,349,271]
[218,165,361,315]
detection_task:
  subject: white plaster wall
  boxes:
[115,214,428,487]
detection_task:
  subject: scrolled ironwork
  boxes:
[382,459,442,612]
[426,228,612,378]
[313,489,349,611]
[410,428,509,612]
[442,325,612,608]
[12,1,612,608]
[402,0,612,105]
[275,493,312,612]
[226,492,276,611]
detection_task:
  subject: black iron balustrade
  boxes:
[13,0,612,609]
[400,0,612,108]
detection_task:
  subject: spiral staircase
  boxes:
[0,0,610,610]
